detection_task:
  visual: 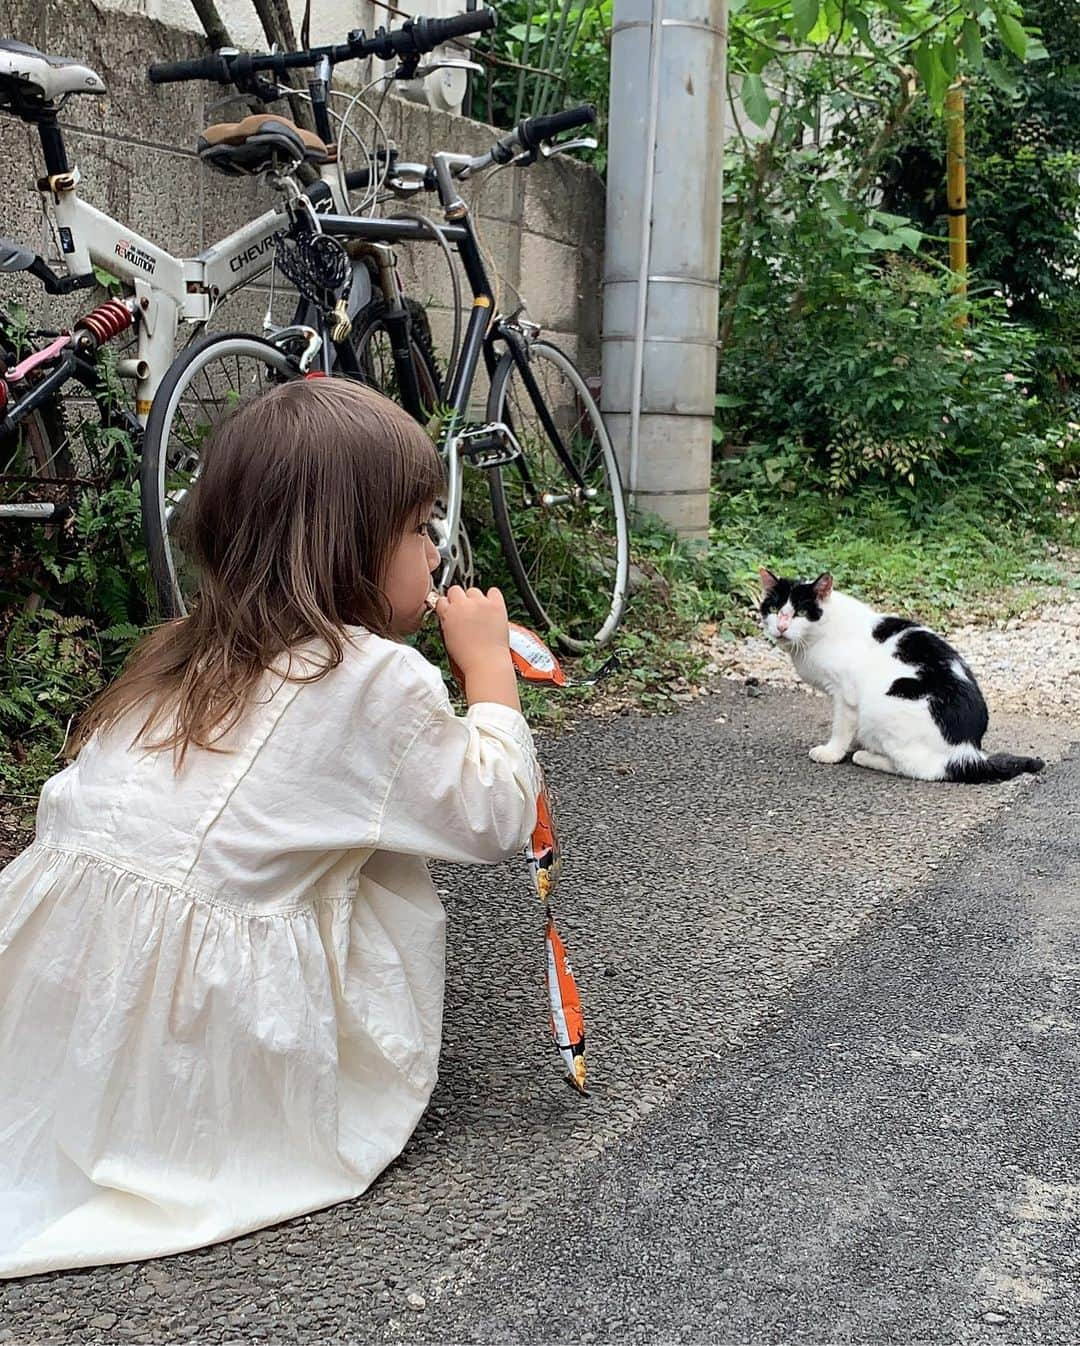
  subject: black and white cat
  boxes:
[758,568,1044,784]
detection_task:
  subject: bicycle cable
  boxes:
[332,75,396,215]
[288,84,381,213]
[466,161,527,317]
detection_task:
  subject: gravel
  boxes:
[0,679,1068,1344]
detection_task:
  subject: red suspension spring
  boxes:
[76,298,134,346]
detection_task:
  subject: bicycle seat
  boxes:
[0,39,106,108]
[198,114,331,177]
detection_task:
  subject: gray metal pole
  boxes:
[601,0,726,542]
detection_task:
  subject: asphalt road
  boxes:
[402,726,1080,1345]
[0,682,1072,1345]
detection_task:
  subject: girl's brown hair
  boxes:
[72,377,444,762]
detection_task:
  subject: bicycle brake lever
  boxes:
[540,136,599,158]
[252,76,287,102]
[411,58,485,77]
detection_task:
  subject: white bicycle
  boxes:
[0,13,490,552]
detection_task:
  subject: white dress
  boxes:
[0,630,539,1278]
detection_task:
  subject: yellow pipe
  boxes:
[946,82,968,323]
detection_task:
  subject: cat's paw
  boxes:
[809,743,846,764]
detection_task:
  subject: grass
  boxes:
[458,477,1079,736]
[709,484,1079,631]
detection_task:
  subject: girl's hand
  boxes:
[435,587,520,712]
[435,586,510,677]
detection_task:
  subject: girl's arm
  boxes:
[378,692,539,866]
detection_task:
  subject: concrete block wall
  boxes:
[0,0,604,409]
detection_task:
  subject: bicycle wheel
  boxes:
[351,297,443,422]
[0,400,72,613]
[140,332,299,618]
[487,341,629,652]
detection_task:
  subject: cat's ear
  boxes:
[813,572,834,601]
[759,566,780,596]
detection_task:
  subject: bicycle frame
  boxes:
[9,108,356,424]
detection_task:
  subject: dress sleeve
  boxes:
[376,691,541,865]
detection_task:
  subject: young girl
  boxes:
[0,378,539,1278]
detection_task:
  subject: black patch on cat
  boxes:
[947,752,1044,783]
[759,577,824,622]
[873,616,918,642]
[885,676,924,699]
[883,626,989,746]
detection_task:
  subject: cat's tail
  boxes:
[946,749,1045,784]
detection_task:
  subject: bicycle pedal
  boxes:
[457,423,520,469]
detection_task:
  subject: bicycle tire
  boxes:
[0,398,74,614]
[140,332,300,618]
[0,313,73,509]
[0,302,75,611]
[487,341,629,652]
[350,296,443,421]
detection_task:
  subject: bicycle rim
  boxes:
[488,341,629,652]
[141,334,298,618]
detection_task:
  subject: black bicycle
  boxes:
[141,37,629,651]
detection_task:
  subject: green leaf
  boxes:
[871,209,913,229]
[806,7,831,42]
[741,72,773,128]
[960,18,984,67]
[791,0,819,40]
[985,57,1020,95]
[715,393,748,408]
[858,227,893,249]
[1025,37,1049,60]
[820,179,849,216]
[849,8,882,54]
[912,40,949,108]
[894,226,924,252]
[995,12,1027,60]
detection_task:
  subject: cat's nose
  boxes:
[777,614,791,632]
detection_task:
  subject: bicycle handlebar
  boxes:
[147,10,496,86]
[517,104,595,151]
[488,104,596,165]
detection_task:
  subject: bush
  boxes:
[715,204,1064,521]
[880,0,1080,406]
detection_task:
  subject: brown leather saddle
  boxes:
[197,114,333,177]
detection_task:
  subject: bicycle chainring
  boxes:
[275,231,352,307]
